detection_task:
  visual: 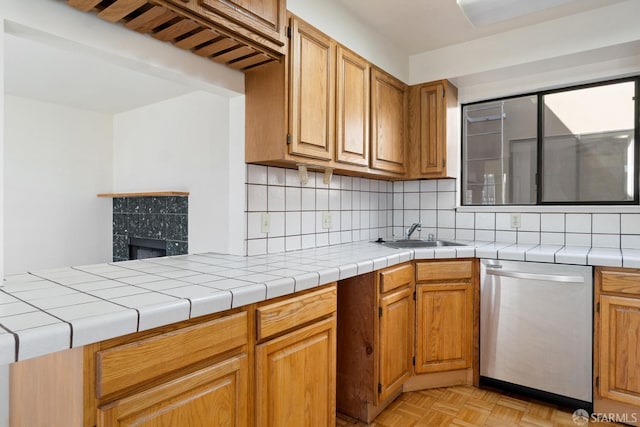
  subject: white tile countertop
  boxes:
[0,240,638,363]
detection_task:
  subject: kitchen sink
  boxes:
[377,239,465,249]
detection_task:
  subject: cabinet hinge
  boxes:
[595,376,600,389]
[378,383,382,394]
[413,291,416,301]
[442,88,446,98]
[597,302,600,313]
[378,306,382,317]
[286,26,292,38]
[412,356,416,366]
[286,133,291,145]
[442,159,446,168]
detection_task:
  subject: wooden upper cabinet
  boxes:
[245,14,411,179]
[408,80,459,179]
[198,0,285,46]
[371,68,408,174]
[288,16,335,161]
[419,83,445,175]
[336,45,370,167]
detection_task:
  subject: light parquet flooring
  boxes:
[336,385,624,427]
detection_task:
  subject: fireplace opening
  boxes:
[129,237,167,260]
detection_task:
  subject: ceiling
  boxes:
[334,0,628,55]
[4,33,197,114]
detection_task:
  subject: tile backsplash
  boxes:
[244,165,640,255]
[245,165,394,255]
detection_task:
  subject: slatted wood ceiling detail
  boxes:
[67,0,276,71]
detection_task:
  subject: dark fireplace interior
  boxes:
[129,237,168,260]
[112,195,188,262]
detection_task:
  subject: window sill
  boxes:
[456,205,640,213]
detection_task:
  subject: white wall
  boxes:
[287,0,409,82]
[113,91,244,255]
[411,0,640,98]
[3,95,113,274]
[0,17,6,427]
[227,97,246,255]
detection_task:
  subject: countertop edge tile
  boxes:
[16,322,70,362]
[71,309,138,347]
[138,300,191,332]
[264,278,295,300]
[188,291,233,318]
[338,264,358,280]
[231,284,267,308]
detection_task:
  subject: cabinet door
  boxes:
[256,316,336,427]
[97,354,248,426]
[370,68,407,174]
[415,283,473,374]
[288,17,335,161]
[335,45,370,166]
[199,0,285,45]
[419,83,446,176]
[378,286,413,402]
[599,295,640,407]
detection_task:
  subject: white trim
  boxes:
[456,205,640,214]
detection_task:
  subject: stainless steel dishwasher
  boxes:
[480,259,592,408]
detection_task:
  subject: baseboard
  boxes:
[403,368,472,392]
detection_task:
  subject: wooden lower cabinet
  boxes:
[255,283,337,427]
[336,262,415,423]
[98,355,248,426]
[255,317,336,427]
[88,309,251,427]
[415,282,473,373]
[595,267,640,426]
[405,259,478,391]
[378,284,414,401]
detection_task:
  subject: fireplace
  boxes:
[112,195,188,262]
[129,237,167,260]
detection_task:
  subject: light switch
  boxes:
[511,213,521,229]
[261,213,270,233]
[322,212,332,229]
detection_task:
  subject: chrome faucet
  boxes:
[405,222,421,239]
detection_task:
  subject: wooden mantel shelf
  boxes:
[97,192,189,198]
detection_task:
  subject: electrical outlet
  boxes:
[322,212,332,229]
[511,213,521,229]
[261,213,270,233]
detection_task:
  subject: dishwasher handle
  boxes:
[485,266,585,284]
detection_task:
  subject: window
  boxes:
[462,78,639,205]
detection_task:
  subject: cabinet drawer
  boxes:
[416,260,472,282]
[601,269,640,295]
[256,284,337,341]
[96,311,248,398]
[379,263,414,293]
